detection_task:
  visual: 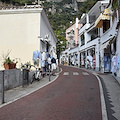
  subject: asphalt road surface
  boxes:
[0,65,102,120]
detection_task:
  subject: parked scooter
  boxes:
[30,66,45,84]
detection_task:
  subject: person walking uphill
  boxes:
[51,57,56,76]
[47,54,52,71]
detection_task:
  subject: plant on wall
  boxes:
[1,50,19,69]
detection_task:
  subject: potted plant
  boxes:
[3,57,17,69]
[1,50,18,70]
[3,57,12,69]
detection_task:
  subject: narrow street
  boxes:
[0,66,102,120]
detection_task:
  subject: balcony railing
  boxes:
[79,24,90,34]
[67,33,74,38]
[87,36,98,43]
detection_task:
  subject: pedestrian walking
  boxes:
[92,56,96,70]
[51,57,56,76]
[47,54,52,71]
[111,53,117,76]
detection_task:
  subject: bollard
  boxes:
[2,70,5,104]
[22,69,29,87]
[49,64,51,81]
[49,69,50,81]
[58,60,60,72]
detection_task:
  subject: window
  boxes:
[103,20,110,33]
[81,34,85,46]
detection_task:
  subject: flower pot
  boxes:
[4,63,10,70]
[9,63,16,69]
[4,63,16,70]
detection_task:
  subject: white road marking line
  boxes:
[63,72,69,75]
[73,72,79,75]
[82,72,89,75]
[93,73,108,120]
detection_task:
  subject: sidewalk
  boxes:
[0,68,61,108]
[80,67,120,120]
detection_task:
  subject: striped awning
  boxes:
[94,8,111,28]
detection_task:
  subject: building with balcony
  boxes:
[61,0,120,79]
[66,17,80,49]
[94,0,120,77]
[78,1,109,70]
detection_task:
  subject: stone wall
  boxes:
[0,69,22,91]
[0,69,34,91]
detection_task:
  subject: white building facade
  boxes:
[61,0,120,79]
[78,1,109,71]
[95,0,120,77]
[0,6,57,69]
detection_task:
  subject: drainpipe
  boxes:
[98,28,101,71]
[118,0,119,20]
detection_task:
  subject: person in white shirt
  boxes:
[111,53,117,76]
[47,54,51,71]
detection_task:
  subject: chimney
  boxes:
[76,16,78,29]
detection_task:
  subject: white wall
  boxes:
[117,26,120,77]
[0,11,40,69]
[40,11,57,53]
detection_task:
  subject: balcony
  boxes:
[67,33,74,38]
[87,37,99,47]
[87,35,98,43]
[67,29,74,39]
[100,18,118,44]
[79,24,90,35]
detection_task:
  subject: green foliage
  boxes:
[4,57,12,64]
[112,0,120,10]
[78,0,97,13]
[0,0,34,5]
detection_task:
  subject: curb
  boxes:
[92,73,108,120]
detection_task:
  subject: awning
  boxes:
[100,41,110,50]
[94,8,111,28]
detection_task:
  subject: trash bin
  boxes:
[22,68,29,87]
